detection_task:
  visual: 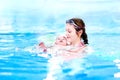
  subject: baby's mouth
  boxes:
[60,40,63,42]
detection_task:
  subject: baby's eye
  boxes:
[68,31,71,33]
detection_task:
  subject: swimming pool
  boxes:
[0,32,120,80]
[0,0,120,80]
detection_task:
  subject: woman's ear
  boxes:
[77,30,83,36]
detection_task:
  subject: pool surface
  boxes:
[0,32,120,80]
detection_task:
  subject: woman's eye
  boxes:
[66,29,71,33]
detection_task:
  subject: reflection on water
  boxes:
[114,59,120,78]
[43,55,87,80]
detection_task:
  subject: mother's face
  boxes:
[65,23,79,43]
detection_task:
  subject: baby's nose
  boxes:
[59,40,63,42]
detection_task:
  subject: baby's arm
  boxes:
[39,42,55,53]
[39,42,47,52]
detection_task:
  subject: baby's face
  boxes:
[55,36,67,46]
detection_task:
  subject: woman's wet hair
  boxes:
[66,18,88,44]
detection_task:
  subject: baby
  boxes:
[38,35,70,53]
[38,35,86,59]
[54,35,68,46]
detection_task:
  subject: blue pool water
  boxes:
[0,32,120,80]
[0,0,120,80]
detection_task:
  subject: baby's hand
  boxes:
[39,42,47,52]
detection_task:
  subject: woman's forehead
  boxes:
[66,23,74,29]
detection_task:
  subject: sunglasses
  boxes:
[66,19,81,31]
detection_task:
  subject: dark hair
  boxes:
[66,18,88,44]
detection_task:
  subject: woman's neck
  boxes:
[72,38,81,47]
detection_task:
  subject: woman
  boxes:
[66,18,88,47]
[59,18,89,60]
